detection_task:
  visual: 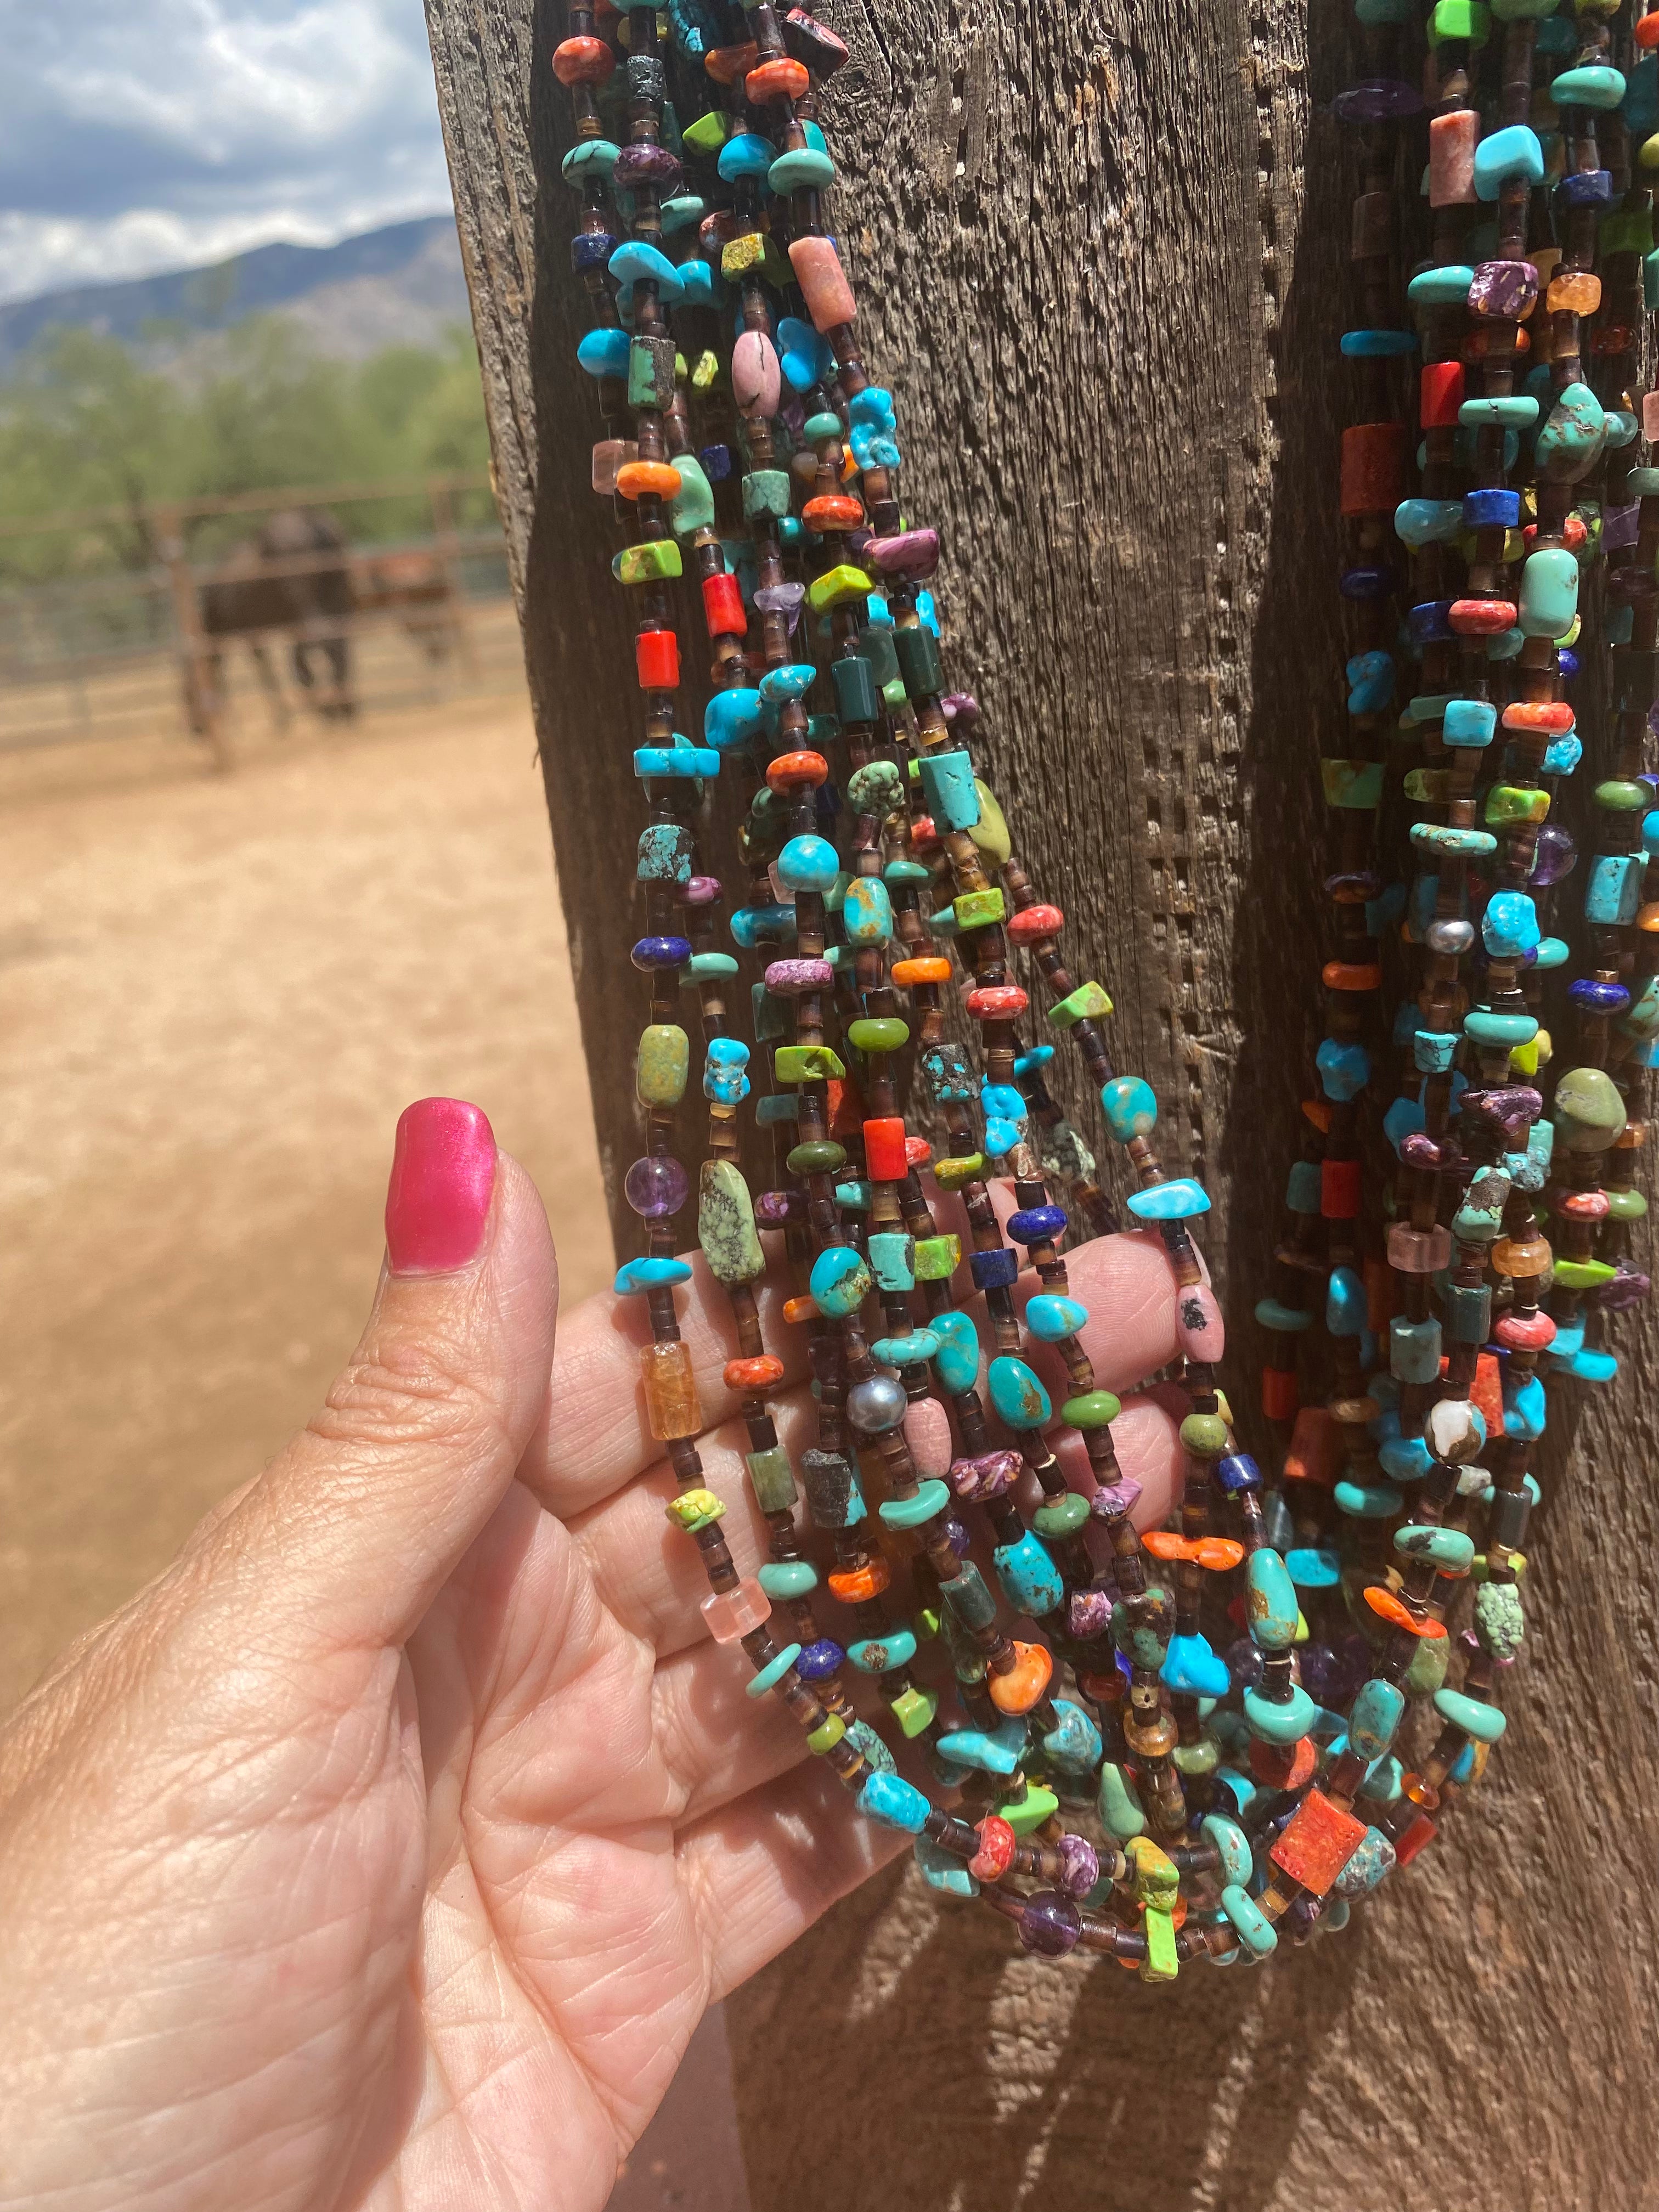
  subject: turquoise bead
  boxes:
[659,193,706,236]
[1334,1825,1395,1898]
[1458,394,1538,428]
[1434,1686,1508,1743]
[614,1255,693,1294]
[1126,1177,1211,1221]
[1317,1037,1370,1101]
[1327,1265,1365,1336]
[634,743,719,780]
[1549,63,1626,109]
[913,1837,978,1897]
[1098,1762,1147,1841]
[1245,1549,1300,1652]
[758,662,817,703]
[1586,853,1641,925]
[993,1528,1065,1615]
[879,1478,952,1530]
[867,1232,917,1293]
[1395,1523,1476,1575]
[746,1643,803,1698]
[717,130,775,180]
[917,749,981,832]
[1409,821,1497,858]
[776,833,840,893]
[1519,547,1579,639]
[561,138,619,183]
[1413,1028,1457,1074]
[1161,1631,1231,1697]
[1255,1296,1312,1333]
[1100,1075,1158,1141]
[1537,381,1607,484]
[1202,1813,1252,1886]
[988,1356,1052,1429]
[1406,266,1472,307]
[1025,1293,1089,1342]
[936,1720,1028,1775]
[1286,1160,1322,1214]
[872,1330,940,1367]
[1221,1883,1278,1956]
[758,1559,819,1599]
[841,876,893,945]
[1482,889,1539,958]
[1340,328,1416,356]
[1472,123,1544,201]
[859,1772,931,1832]
[1442,697,1496,747]
[848,1627,918,1673]
[1464,1007,1538,1048]
[703,688,765,750]
[768,146,835,192]
[1350,1678,1406,1762]
[931,1309,981,1395]
[1042,1699,1103,1770]
[608,239,685,299]
[834,1180,871,1214]
[1285,1546,1340,1589]
[1390,1314,1442,1385]
[1244,1683,1317,1744]
[577,326,632,379]
[810,1244,872,1317]
[1346,648,1393,714]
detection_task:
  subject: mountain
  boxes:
[0,217,471,376]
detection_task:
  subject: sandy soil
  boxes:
[0,690,612,1707]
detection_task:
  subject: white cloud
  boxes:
[0,0,454,302]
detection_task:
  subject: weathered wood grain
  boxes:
[423,0,1659,2196]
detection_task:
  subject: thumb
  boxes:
[227,1097,558,1651]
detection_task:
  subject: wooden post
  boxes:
[155,503,231,772]
[424,0,1659,2199]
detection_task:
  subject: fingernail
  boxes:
[385,1098,497,1275]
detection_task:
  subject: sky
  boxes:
[0,0,454,306]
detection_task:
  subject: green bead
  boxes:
[682,110,731,153]
[953,886,1006,930]
[1595,779,1648,812]
[1033,1492,1091,1539]
[1475,1581,1525,1661]
[1000,1785,1059,1835]
[806,1714,846,1754]
[890,1685,939,1738]
[699,1158,765,1285]
[808,563,873,613]
[1098,1761,1147,1841]
[1429,0,1489,43]
[613,539,682,585]
[1433,1686,1508,1744]
[1486,783,1550,826]
[1552,1065,1627,1153]
[969,781,1012,864]
[847,1016,910,1053]
[746,1445,798,1514]
[758,1559,819,1599]
[1403,1633,1451,1697]
[913,1234,961,1281]
[802,410,843,442]
[1553,1257,1616,1290]
[1605,1187,1648,1222]
[1048,980,1113,1028]
[774,1043,847,1085]
[669,453,716,537]
[787,1137,847,1175]
[1393,1523,1476,1575]
[628,335,676,409]
[742,469,792,520]
[635,1023,690,1106]
[1180,1412,1229,1457]
[1062,1389,1122,1429]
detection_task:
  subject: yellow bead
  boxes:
[666,1487,726,1532]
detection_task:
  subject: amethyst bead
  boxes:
[1599,1265,1651,1312]
[865,528,940,579]
[1017,1890,1082,1956]
[624,1154,690,1219]
[754,580,806,613]
[941,692,980,728]
[1334,77,1423,121]
[1224,1636,1266,1691]
[943,1515,973,1559]
[1468,259,1539,319]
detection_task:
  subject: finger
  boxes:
[537,1218,1182,1521]
[681,1757,910,2002]
[204,1099,559,1652]
[571,1385,1183,1661]
[652,1638,809,1830]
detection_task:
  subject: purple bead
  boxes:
[1528,825,1577,887]
[1557,647,1579,684]
[613,142,681,189]
[949,1449,1022,1502]
[1224,1636,1266,1691]
[1598,1264,1651,1312]
[1088,1476,1143,1521]
[679,874,721,906]
[765,957,834,994]
[1334,77,1423,121]
[1340,565,1394,600]
[1460,1086,1543,1148]
[754,580,806,613]
[631,934,692,969]
[1054,1835,1100,1899]
[1017,1889,1082,1956]
[1324,870,1384,901]
[865,527,940,579]
[1297,1640,1352,1707]
[754,1188,805,1227]
[1068,1586,1115,1640]
[1468,259,1538,320]
[1398,1131,1447,1171]
[1570,978,1631,1014]
[941,692,980,729]
[1008,1204,1068,1243]
[794,1638,845,1680]
[624,1154,690,1220]
[1605,501,1641,553]
[944,1515,973,1558]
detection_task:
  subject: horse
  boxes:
[189,508,356,737]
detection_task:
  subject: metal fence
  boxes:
[0,474,524,769]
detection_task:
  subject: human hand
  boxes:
[0,1098,1187,2212]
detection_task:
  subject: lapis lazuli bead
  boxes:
[970,1246,1020,1293]
[1462,486,1520,531]
[1008,1205,1067,1244]
[1215,1451,1261,1495]
[1339,565,1395,599]
[1571,978,1632,1014]
[1126,1177,1211,1221]
[631,934,692,969]
[1408,598,1455,645]
[795,1638,845,1680]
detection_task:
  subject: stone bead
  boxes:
[938,1722,1027,1776]
[1549,63,1626,108]
[840,876,893,947]
[809,1244,873,1317]
[1221,1884,1279,1956]
[1049,980,1114,1027]
[1018,1891,1082,1957]
[1350,1677,1406,1761]
[666,1487,725,1534]
[859,1772,930,1833]
[757,1559,819,1601]
[1126,1177,1212,1221]
[1537,382,1607,484]
[1243,1683,1317,1743]
[932,1310,981,1395]
[635,1023,690,1108]
[1434,1686,1508,1744]
[1553,1065,1627,1152]
[1269,1787,1368,1896]
[1033,1491,1090,1539]
[698,1159,765,1286]
[848,1628,919,1675]
[1098,1761,1148,1841]
[1394,1523,1476,1576]
[640,1340,703,1441]
[1024,1293,1089,1342]
[988,1356,1052,1429]
[614,1255,693,1295]
[788,234,857,330]
[701,1577,770,1643]
[1390,1314,1442,1384]
[745,1643,802,1699]
[900,1394,952,1482]
[746,1446,797,1515]
[917,748,980,831]
[950,1451,1023,1503]
[988,1639,1054,1715]
[1518,547,1579,639]
[1100,1075,1158,1141]
[1246,1548,1300,1651]
[1062,1389,1122,1429]
[1161,1630,1231,1697]
[1473,123,1543,200]
[994,1530,1066,1616]
[941,1561,998,1630]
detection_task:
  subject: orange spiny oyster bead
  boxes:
[988,1639,1053,1715]
[724,1354,786,1393]
[746,55,810,99]
[891,955,952,986]
[765,749,828,792]
[553,33,614,82]
[1269,1787,1368,1896]
[801,494,864,531]
[616,459,682,501]
[1448,597,1518,636]
[1322,960,1381,991]
[1251,1732,1318,1790]
[1363,1584,1448,1639]
[1502,698,1575,732]
[827,1556,891,1603]
[704,40,758,81]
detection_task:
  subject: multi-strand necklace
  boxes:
[545,0,1650,1973]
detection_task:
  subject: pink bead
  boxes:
[1428,110,1477,208]
[1175,1282,1226,1364]
[701,1578,771,1643]
[591,438,638,494]
[788,235,857,334]
[904,1393,953,1479]
[1387,1222,1451,1274]
[732,330,781,419]
[1644,391,1659,443]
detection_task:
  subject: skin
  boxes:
[0,1134,1183,2212]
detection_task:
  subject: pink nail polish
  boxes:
[385,1098,496,1274]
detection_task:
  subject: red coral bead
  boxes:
[965,984,1029,1020]
[968,1815,1017,1882]
[635,628,680,690]
[701,571,746,637]
[862,1116,909,1182]
[1007,902,1064,944]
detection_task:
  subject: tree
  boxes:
[421,0,1659,2202]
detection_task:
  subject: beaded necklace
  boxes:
[544,0,1658,1974]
